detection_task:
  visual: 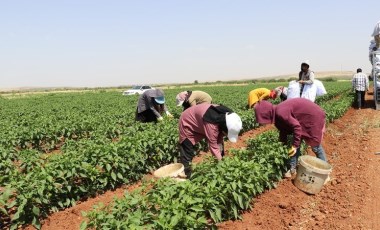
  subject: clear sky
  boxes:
[0,0,379,88]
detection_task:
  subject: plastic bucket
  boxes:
[153,163,185,178]
[294,155,332,195]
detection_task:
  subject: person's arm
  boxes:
[302,72,315,85]
[279,130,288,144]
[366,75,369,91]
[189,98,197,106]
[281,116,302,148]
[259,91,270,101]
[146,96,162,118]
[352,77,355,91]
[248,93,259,108]
[204,122,223,160]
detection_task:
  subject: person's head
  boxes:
[301,60,310,72]
[269,90,277,99]
[357,68,362,73]
[254,100,275,125]
[154,96,165,105]
[175,91,188,106]
[225,112,243,143]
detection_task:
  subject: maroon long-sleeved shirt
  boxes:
[179,104,224,160]
[275,98,326,147]
[255,99,326,148]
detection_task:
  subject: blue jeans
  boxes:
[289,145,327,170]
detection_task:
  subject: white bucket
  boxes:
[153,163,185,178]
[294,155,332,194]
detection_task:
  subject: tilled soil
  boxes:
[219,93,380,230]
[25,93,380,230]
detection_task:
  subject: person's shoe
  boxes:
[284,170,292,178]
[284,169,296,178]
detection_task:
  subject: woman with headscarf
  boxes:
[178,104,242,178]
[247,88,277,108]
[135,89,173,123]
[175,90,212,111]
[254,98,327,177]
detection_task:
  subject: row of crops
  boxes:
[0,82,353,229]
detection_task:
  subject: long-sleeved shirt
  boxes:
[248,88,271,108]
[187,91,212,106]
[137,89,168,118]
[299,70,315,85]
[352,73,369,92]
[179,104,224,160]
[275,98,325,148]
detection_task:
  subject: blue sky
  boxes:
[0,0,379,88]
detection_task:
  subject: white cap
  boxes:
[225,113,242,143]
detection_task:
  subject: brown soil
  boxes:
[24,92,380,230]
[218,92,380,229]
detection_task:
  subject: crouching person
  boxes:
[176,90,212,111]
[254,98,327,178]
[248,88,277,108]
[135,89,173,123]
[178,104,242,178]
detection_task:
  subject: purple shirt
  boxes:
[275,98,325,147]
[179,104,224,160]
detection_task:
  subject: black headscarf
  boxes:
[203,105,233,133]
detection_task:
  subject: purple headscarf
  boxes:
[254,101,275,124]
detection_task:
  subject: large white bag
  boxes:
[287,80,301,99]
[315,80,327,96]
[301,83,317,102]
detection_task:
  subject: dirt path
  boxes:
[24,93,380,230]
[219,92,380,229]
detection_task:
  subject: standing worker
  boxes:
[298,60,315,96]
[352,68,369,110]
[372,20,380,49]
[176,90,212,111]
[247,88,277,108]
[254,99,327,178]
[135,89,173,123]
[178,104,242,178]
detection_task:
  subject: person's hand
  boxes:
[299,80,304,84]
[288,146,297,157]
[157,116,164,122]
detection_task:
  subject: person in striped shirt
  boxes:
[352,68,369,109]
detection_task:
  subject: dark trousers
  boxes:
[179,139,196,178]
[135,108,157,123]
[355,90,366,109]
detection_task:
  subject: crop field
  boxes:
[0,82,354,229]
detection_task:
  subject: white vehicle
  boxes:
[122,85,154,96]
[371,51,380,110]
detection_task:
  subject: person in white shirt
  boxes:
[352,68,369,109]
